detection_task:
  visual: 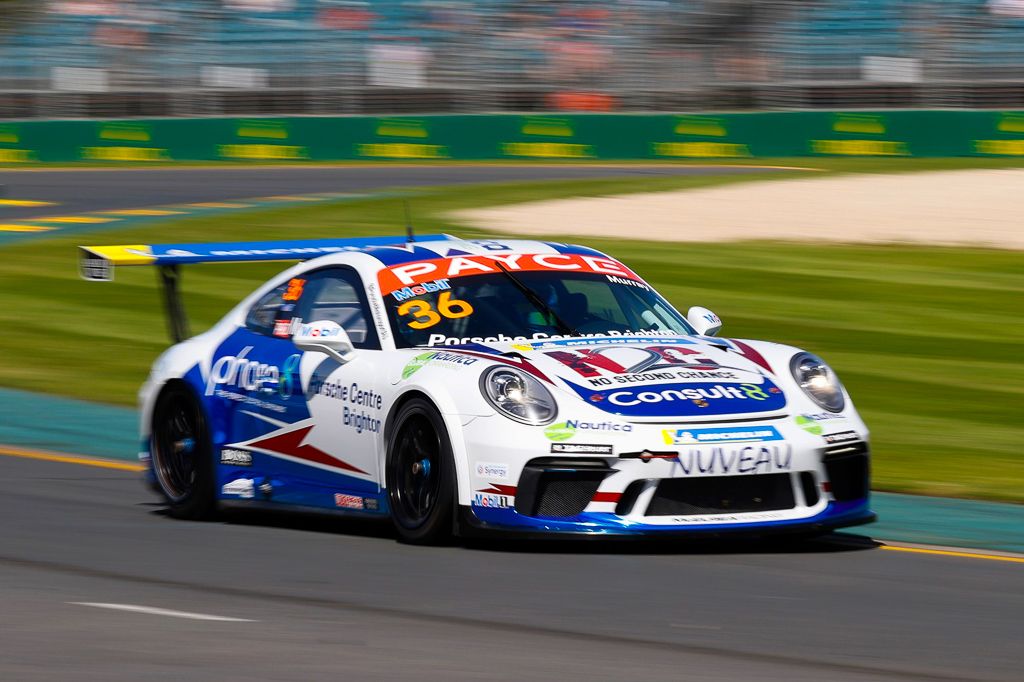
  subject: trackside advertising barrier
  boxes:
[1,111,1023,163]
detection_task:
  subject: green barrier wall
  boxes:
[2,111,1024,163]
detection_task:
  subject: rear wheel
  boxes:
[386,399,456,544]
[151,383,216,520]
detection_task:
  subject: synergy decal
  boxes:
[566,379,787,417]
[378,253,642,295]
[676,444,792,476]
[401,351,479,379]
[662,426,783,446]
[544,419,633,442]
[475,462,510,480]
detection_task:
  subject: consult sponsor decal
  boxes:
[566,380,787,417]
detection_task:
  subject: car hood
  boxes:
[443,335,790,420]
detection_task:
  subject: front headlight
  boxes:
[789,352,845,412]
[479,366,557,425]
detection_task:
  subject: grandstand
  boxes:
[1,0,1023,117]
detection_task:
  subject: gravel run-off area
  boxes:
[452,169,1024,249]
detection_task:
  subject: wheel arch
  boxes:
[382,387,473,507]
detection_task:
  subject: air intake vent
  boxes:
[646,474,795,517]
[514,458,613,518]
[800,471,820,507]
[824,442,870,501]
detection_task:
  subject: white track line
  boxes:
[68,602,257,622]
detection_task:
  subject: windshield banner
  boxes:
[377,253,644,296]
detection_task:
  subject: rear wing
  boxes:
[79,235,450,342]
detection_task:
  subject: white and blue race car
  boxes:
[80,235,874,543]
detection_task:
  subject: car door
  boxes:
[278,266,385,507]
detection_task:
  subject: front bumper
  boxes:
[461,414,873,537]
[460,498,875,538]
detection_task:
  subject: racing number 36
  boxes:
[398,292,474,329]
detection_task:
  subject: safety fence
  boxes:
[2,110,1024,164]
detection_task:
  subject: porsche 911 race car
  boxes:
[80,234,874,543]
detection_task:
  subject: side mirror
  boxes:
[686,306,722,336]
[292,320,356,364]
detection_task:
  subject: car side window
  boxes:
[244,281,292,337]
[293,267,380,350]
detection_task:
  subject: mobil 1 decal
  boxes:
[565,377,787,418]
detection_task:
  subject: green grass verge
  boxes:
[1,160,1022,502]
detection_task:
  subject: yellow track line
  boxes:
[0,224,54,232]
[102,209,184,217]
[0,199,56,207]
[880,544,1024,565]
[0,444,144,472]
[40,215,117,224]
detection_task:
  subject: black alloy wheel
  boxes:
[151,383,216,520]
[386,399,456,544]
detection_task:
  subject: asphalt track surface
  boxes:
[1,455,1022,682]
[1,164,1022,681]
[0,164,785,220]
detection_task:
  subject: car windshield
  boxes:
[382,269,694,348]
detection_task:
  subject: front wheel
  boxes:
[386,399,456,544]
[151,383,216,520]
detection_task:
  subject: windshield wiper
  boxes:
[492,260,579,337]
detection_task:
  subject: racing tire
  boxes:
[386,398,456,545]
[151,383,217,520]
